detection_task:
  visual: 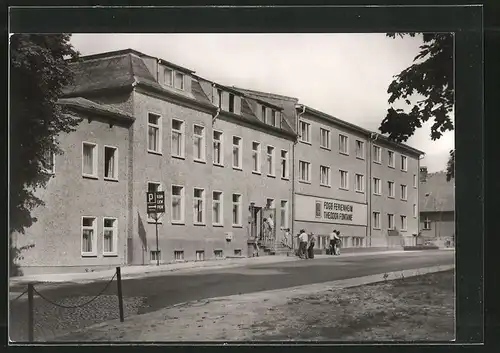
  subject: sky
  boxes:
[70,33,454,173]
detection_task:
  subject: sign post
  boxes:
[147,191,165,266]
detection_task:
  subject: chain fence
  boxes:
[10,267,125,342]
[31,271,117,309]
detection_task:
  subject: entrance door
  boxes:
[262,207,276,249]
[250,206,263,242]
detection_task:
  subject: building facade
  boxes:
[12,49,424,275]
[418,167,455,247]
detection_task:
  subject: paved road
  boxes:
[9,250,453,342]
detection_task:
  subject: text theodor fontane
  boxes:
[322,201,354,221]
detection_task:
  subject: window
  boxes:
[174,250,184,261]
[213,130,223,165]
[299,161,311,183]
[339,134,349,154]
[340,170,349,189]
[81,217,96,256]
[355,174,365,192]
[193,125,206,161]
[401,155,408,171]
[271,110,277,127]
[82,142,98,178]
[196,250,205,261]
[373,177,381,195]
[232,136,242,169]
[299,121,311,143]
[164,68,173,86]
[150,250,161,262]
[280,150,289,179]
[388,150,395,168]
[171,119,185,158]
[172,185,185,223]
[356,140,365,159]
[234,249,242,256]
[148,113,161,153]
[148,182,162,222]
[373,212,381,229]
[388,213,395,230]
[401,184,408,201]
[104,146,118,180]
[193,188,205,224]
[216,89,222,108]
[424,218,431,230]
[261,106,267,123]
[413,204,417,218]
[103,218,117,256]
[229,94,235,113]
[320,128,331,149]
[373,145,381,163]
[232,194,242,226]
[174,71,184,90]
[280,200,288,228]
[214,250,224,259]
[252,142,261,173]
[267,146,275,176]
[388,181,395,198]
[413,174,417,188]
[212,191,223,225]
[320,166,331,186]
[400,215,407,231]
[266,198,275,210]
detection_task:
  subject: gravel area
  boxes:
[9,294,148,342]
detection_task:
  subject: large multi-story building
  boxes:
[11,49,424,275]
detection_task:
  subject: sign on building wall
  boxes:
[295,194,367,226]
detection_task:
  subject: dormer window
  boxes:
[217,89,222,108]
[174,72,184,90]
[229,94,235,113]
[164,66,185,91]
[261,106,267,122]
[270,110,276,126]
[164,68,173,86]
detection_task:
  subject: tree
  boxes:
[379,33,454,180]
[10,34,80,271]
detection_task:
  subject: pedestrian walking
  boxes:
[298,229,308,259]
[328,229,337,255]
[307,232,316,259]
[334,230,341,255]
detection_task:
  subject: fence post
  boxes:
[27,283,34,342]
[116,267,124,322]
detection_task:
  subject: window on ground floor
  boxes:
[234,249,242,256]
[174,250,184,261]
[352,237,364,247]
[103,217,117,256]
[150,250,161,262]
[424,218,431,230]
[196,250,205,261]
[214,249,224,259]
[81,216,97,256]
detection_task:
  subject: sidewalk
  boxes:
[9,249,421,287]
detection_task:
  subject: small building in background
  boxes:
[418,167,455,247]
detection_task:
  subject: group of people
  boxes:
[296,228,342,259]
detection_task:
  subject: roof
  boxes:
[58,97,135,123]
[64,51,213,110]
[419,171,455,212]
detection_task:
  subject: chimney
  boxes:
[420,166,428,182]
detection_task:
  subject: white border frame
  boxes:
[298,160,312,184]
[299,120,311,144]
[232,193,243,227]
[400,215,408,232]
[319,127,331,150]
[400,154,408,172]
[355,139,365,160]
[387,149,395,168]
[280,149,290,180]
[339,134,349,155]
[320,165,331,187]
[355,173,365,193]
[372,211,381,230]
[373,177,382,195]
[232,135,243,170]
[266,145,276,177]
[400,184,408,201]
[339,169,349,190]
[388,180,395,198]
[373,144,382,164]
